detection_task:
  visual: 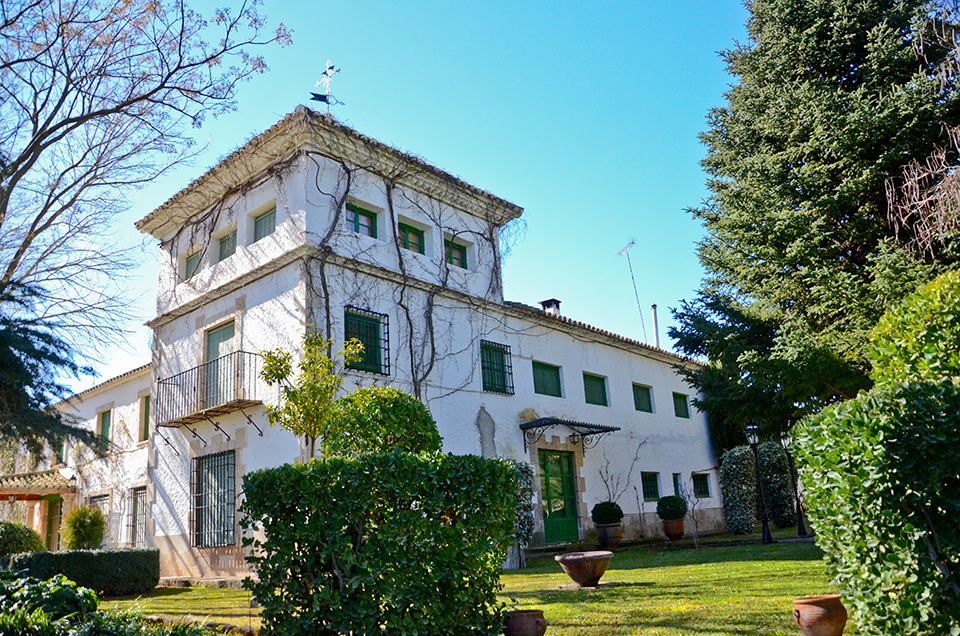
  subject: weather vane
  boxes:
[310,60,343,114]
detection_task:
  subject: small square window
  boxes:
[398,223,425,254]
[98,410,111,443]
[633,384,653,413]
[583,373,607,406]
[693,473,711,499]
[218,231,237,261]
[480,341,514,394]
[184,252,201,279]
[345,307,389,375]
[673,472,682,496]
[532,362,562,397]
[140,395,151,443]
[253,207,277,243]
[346,203,377,238]
[673,392,690,419]
[445,240,467,269]
[641,472,660,502]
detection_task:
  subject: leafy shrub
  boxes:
[591,501,624,525]
[241,451,517,636]
[869,269,960,386]
[0,520,45,555]
[71,609,209,635]
[6,548,160,597]
[757,441,795,529]
[0,607,70,636]
[62,505,106,550]
[656,496,688,521]
[0,570,97,619]
[506,459,535,551]
[327,385,442,456]
[795,381,960,636]
[719,445,756,534]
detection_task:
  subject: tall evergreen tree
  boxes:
[672,0,960,454]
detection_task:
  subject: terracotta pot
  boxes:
[554,550,613,587]
[596,522,622,549]
[792,595,847,636]
[504,609,548,636]
[662,518,684,542]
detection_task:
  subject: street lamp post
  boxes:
[745,423,774,544]
[780,432,808,537]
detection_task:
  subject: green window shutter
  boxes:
[673,393,690,418]
[184,252,201,279]
[532,362,562,397]
[345,308,387,374]
[583,373,607,406]
[673,473,682,496]
[641,472,660,502]
[445,240,467,268]
[253,208,277,243]
[480,341,513,394]
[346,203,377,238]
[693,474,711,498]
[633,384,653,412]
[218,231,237,261]
[100,410,111,442]
[398,223,425,254]
[141,395,151,442]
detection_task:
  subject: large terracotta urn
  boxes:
[554,551,614,587]
[792,595,847,636]
[662,518,685,542]
[504,609,548,636]
[596,522,622,549]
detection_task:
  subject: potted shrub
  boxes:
[591,501,624,549]
[656,495,687,542]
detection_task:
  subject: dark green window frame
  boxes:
[673,473,682,496]
[641,471,660,502]
[693,473,711,499]
[253,207,277,243]
[480,341,514,394]
[673,392,690,419]
[218,230,237,261]
[583,373,608,406]
[445,239,467,268]
[633,384,653,412]
[532,361,562,397]
[184,252,201,279]
[345,307,390,375]
[346,203,377,238]
[398,223,425,254]
[140,395,151,442]
[99,410,111,443]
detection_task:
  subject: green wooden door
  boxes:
[205,321,235,408]
[539,450,579,543]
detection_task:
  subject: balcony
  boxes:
[156,351,262,427]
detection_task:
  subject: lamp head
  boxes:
[745,423,760,446]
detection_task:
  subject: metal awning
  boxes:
[520,417,620,455]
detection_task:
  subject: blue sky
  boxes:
[85,0,750,390]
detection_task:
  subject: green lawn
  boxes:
[102,541,846,635]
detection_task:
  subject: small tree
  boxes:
[260,332,362,458]
[758,441,795,529]
[328,386,442,456]
[62,506,105,550]
[719,446,756,534]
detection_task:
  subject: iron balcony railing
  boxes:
[156,351,261,427]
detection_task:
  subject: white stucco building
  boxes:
[3,107,722,578]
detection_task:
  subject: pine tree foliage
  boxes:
[672,0,960,450]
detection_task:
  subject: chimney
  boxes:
[539,298,561,316]
[651,304,660,348]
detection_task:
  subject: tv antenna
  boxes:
[310,60,344,114]
[617,240,648,343]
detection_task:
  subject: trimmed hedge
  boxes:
[719,445,756,534]
[656,496,688,521]
[796,381,960,635]
[4,548,159,597]
[757,441,795,529]
[328,385,443,456]
[0,520,45,555]
[241,451,517,636]
[591,501,624,524]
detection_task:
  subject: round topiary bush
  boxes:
[327,386,443,456]
[656,495,688,521]
[591,501,624,525]
[719,445,756,534]
[758,440,796,529]
[869,269,960,386]
[62,506,106,550]
[0,520,45,555]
